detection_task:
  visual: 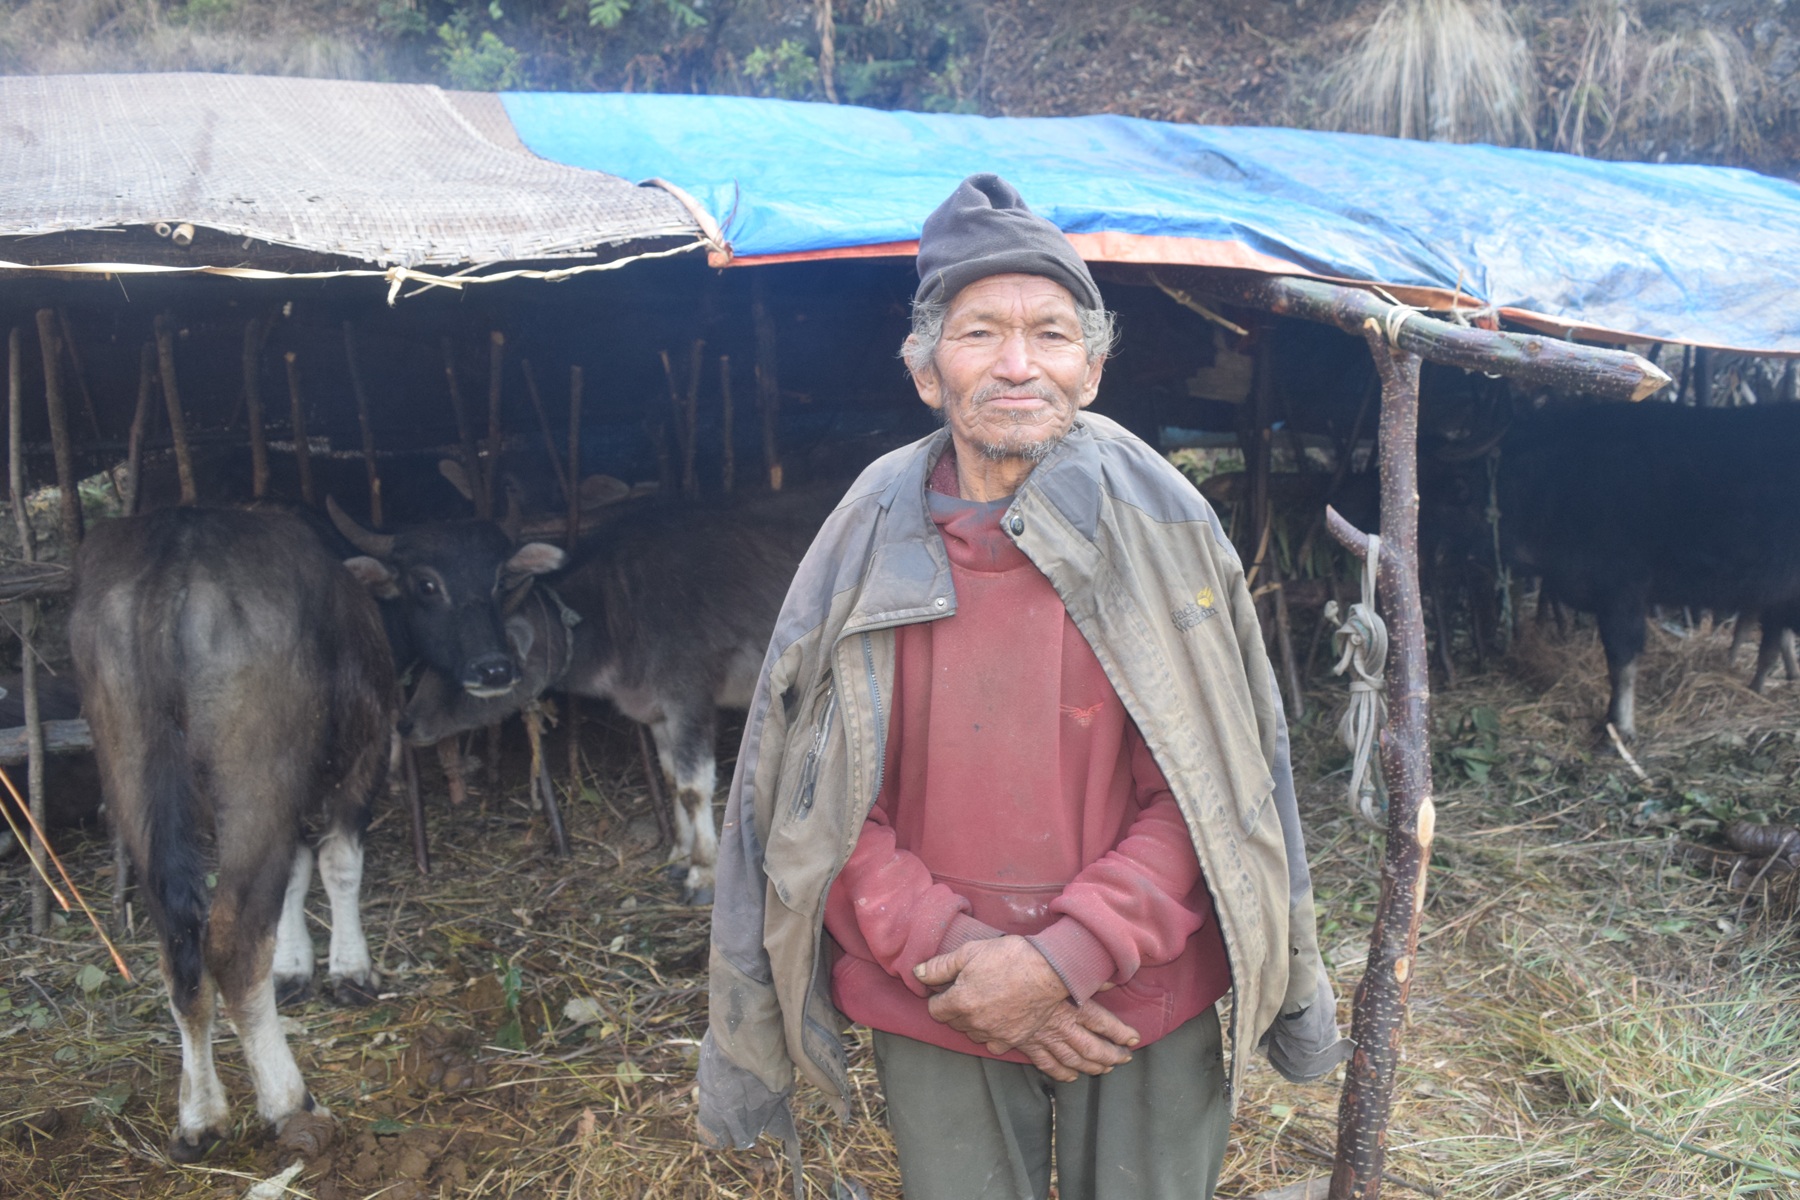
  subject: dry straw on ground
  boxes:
[2,617,1798,1198]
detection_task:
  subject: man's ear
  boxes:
[906,338,945,411]
[1078,354,1107,410]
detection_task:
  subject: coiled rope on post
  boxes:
[1325,535,1389,826]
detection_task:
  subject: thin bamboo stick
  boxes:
[285,351,314,506]
[122,342,154,517]
[486,331,505,515]
[521,359,572,509]
[719,354,735,494]
[35,310,83,547]
[153,314,197,506]
[9,327,48,935]
[243,317,271,500]
[565,366,584,794]
[343,322,384,527]
[56,309,103,443]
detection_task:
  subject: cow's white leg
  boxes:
[674,757,719,903]
[316,830,375,1002]
[273,844,315,1002]
[227,951,317,1128]
[166,971,229,1161]
[1609,659,1638,740]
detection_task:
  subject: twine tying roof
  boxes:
[0,73,701,269]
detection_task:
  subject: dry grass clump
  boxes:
[0,0,376,79]
[1549,0,1762,160]
[1323,0,1539,146]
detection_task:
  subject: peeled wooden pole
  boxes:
[1326,325,1436,1200]
[242,318,271,500]
[121,342,156,518]
[752,274,784,491]
[9,328,49,935]
[682,340,703,496]
[404,741,429,876]
[56,309,103,443]
[35,310,83,547]
[284,351,314,506]
[442,338,489,519]
[343,322,384,527]
[153,314,197,506]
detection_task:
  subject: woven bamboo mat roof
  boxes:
[0,73,701,268]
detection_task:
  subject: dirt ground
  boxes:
[2,613,1798,1199]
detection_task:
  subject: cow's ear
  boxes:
[505,543,566,576]
[344,556,402,599]
[504,614,537,660]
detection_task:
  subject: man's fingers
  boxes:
[913,944,973,990]
[1072,999,1140,1048]
[1020,1043,1081,1083]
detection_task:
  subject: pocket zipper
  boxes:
[791,686,837,819]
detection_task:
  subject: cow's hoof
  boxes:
[329,974,380,1007]
[662,862,688,886]
[167,1129,223,1164]
[275,975,314,1008]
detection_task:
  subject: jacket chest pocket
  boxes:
[763,680,848,915]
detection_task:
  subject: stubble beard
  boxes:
[942,380,1074,464]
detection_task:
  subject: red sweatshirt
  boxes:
[824,459,1232,1060]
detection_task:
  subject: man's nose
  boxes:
[993,329,1037,380]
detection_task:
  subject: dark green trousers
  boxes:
[870,1007,1228,1200]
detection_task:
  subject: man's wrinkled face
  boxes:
[910,274,1105,464]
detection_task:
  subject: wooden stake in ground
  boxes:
[153,314,197,506]
[442,338,489,519]
[243,317,271,500]
[285,351,314,506]
[343,322,384,527]
[9,327,49,935]
[403,742,429,876]
[752,274,784,491]
[682,341,702,496]
[35,310,83,547]
[55,309,103,444]
[1325,323,1437,1200]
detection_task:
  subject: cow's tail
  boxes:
[132,637,209,1012]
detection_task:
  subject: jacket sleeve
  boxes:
[697,640,799,1149]
[1255,657,1353,1083]
[1031,727,1208,1003]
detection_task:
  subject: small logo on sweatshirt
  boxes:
[1171,587,1218,632]
[1060,702,1104,727]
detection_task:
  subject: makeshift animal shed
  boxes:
[7,73,1800,1200]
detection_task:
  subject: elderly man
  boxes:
[699,174,1347,1200]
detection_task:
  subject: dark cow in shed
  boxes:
[332,486,833,903]
[1497,400,1800,738]
[70,508,395,1161]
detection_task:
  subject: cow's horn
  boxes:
[326,495,395,557]
[500,485,523,543]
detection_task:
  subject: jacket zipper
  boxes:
[860,632,887,803]
[790,686,837,819]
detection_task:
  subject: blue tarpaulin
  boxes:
[502,92,1800,352]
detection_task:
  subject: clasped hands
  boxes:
[912,935,1139,1083]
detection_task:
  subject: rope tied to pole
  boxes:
[1325,534,1389,826]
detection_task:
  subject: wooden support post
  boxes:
[243,318,271,500]
[9,328,49,935]
[636,721,675,849]
[35,310,83,547]
[343,322,384,527]
[521,359,573,510]
[404,744,430,876]
[122,342,155,516]
[486,330,505,513]
[1326,325,1437,1200]
[682,340,703,496]
[442,338,489,519]
[564,366,585,794]
[153,314,197,506]
[719,354,735,493]
[56,310,103,444]
[752,274,784,491]
[284,351,314,506]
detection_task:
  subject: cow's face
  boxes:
[334,502,565,697]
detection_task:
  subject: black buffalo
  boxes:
[1498,401,1800,737]
[333,487,833,903]
[70,508,396,1161]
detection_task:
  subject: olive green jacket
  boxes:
[698,414,1348,1149]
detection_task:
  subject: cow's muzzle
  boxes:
[461,654,520,697]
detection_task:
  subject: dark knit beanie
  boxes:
[914,174,1102,311]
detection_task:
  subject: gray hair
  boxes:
[902,296,1118,374]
